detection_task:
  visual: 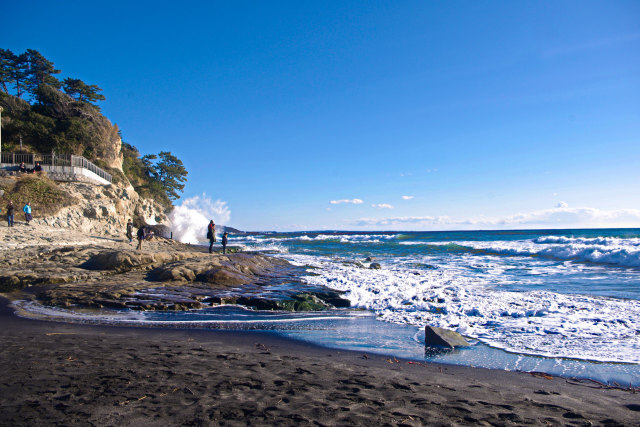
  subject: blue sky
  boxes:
[2,1,639,230]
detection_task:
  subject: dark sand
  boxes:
[0,300,638,426]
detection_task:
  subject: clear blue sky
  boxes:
[3,1,639,230]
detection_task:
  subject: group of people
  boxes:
[125,219,154,250]
[4,201,33,227]
[207,220,228,254]
[123,218,228,253]
[18,162,43,174]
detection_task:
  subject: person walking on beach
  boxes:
[207,220,216,253]
[126,219,133,244]
[136,225,145,250]
[23,202,32,225]
[6,201,15,227]
[222,232,228,254]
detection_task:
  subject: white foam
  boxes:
[13,300,360,325]
[288,254,640,363]
[422,238,640,268]
[535,236,640,246]
[168,194,230,244]
[232,234,397,244]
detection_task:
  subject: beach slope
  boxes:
[1,300,638,426]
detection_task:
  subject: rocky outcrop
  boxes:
[81,250,198,272]
[0,224,351,313]
[34,180,168,236]
[424,326,470,349]
[147,253,289,286]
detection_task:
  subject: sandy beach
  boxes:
[1,298,639,426]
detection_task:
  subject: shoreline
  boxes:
[1,298,639,425]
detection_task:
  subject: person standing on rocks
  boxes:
[126,219,133,244]
[207,220,216,253]
[23,202,32,225]
[222,232,228,254]
[6,201,15,227]
[136,225,145,250]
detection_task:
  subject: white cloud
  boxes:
[402,195,414,200]
[330,199,363,205]
[371,203,394,209]
[556,201,568,208]
[353,206,640,230]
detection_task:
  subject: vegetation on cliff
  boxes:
[0,48,187,208]
[0,174,75,217]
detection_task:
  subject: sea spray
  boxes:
[168,194,231,244]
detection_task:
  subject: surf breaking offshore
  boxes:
[228,229,640,364]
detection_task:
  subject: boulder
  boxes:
[424,326,470,349]
[369,262,381,269]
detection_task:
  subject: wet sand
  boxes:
[1,299,639,426]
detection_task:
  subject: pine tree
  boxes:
[142,152,188,201]
[24,49,61,94]
[0,48,14,93]
[10,52,29,98]
[62,77,105,104]
[154,151,188,201]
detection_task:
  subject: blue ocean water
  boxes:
[17,228,640,384]
[224,228,640,384]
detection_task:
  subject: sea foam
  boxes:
[290,253,640,363]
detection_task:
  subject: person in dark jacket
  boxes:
[136,226,145,250]
[18,162,27,173]
[222,232,228,254]
[126,219,133,244]
[6,201,15,227]
[33,162,42,172]
[207,220,216,253]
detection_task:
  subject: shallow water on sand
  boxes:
[15,302,640,386]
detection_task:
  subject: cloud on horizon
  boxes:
[330,198,363,205]
[354,206,640,229]
[372,203,394,209]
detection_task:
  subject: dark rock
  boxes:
[369,263,381,269]
[365,257,375,262]
[147,224,171,239]
[424,326,470,349]
[83,207,97,219]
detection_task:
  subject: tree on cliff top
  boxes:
[62,78,105,104]
[25,49,62,93]
[142,152,188,201]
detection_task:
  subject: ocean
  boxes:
[18,227,640,385]
[226,228,640,384]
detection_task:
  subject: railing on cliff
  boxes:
[0,152,112,183]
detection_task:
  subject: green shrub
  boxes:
[1,174,75,217]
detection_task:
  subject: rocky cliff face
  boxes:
[36,180,168,236]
